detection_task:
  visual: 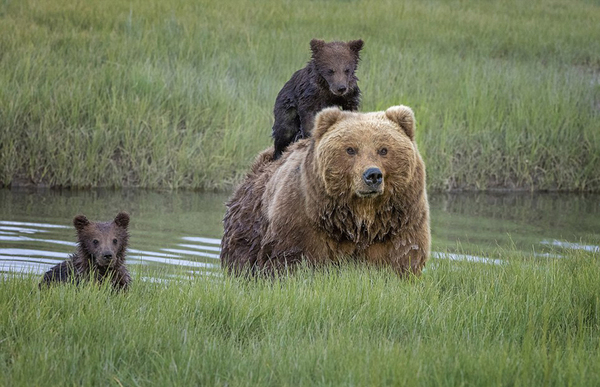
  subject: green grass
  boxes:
[1,250,599,386]
[0,0,599,190]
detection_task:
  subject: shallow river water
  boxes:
[1,189,598,280]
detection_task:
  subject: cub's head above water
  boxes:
[74,212,130,268]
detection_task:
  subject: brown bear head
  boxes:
[74,212,130,268]
[310,39,363,97]
[312,106,420,201]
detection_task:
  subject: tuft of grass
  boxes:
[1,249,599,386]
[0,0,599,190]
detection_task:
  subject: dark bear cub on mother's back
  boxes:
[40,212,131,291]
[272,38,363,159]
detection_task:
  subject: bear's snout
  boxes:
[363,167,383,188]
[356,167,384,198]
[331,84,348,96]
[102,251,113,260]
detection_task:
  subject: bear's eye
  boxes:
[113,238,118,245]
[378,148,388,156]
[93,239,99,246]
[344,68,350,74]
[327,69,334,75]
[346,147,356,156]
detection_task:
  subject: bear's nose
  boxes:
[363,168,383,188]
[337,86,347,94]
[102,252,113,260]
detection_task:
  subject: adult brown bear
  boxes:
[222,106,430,277]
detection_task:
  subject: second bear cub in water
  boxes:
[40,212,131,291]
[271,38,363,160]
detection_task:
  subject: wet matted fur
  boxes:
[222,106,430,277]
[271,39,363,160]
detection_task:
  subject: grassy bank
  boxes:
[1,250,599,386]
[1,0,599,190]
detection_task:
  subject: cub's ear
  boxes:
[385,105,415,141]
[114,212,130,229]
[313,107,344,141]
[310,39,325,55]
[73,215,90,232]
[348,39,364,55]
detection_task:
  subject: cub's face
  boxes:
[74,212,130,268]
[310,39,363,97]
[314,107,418,200]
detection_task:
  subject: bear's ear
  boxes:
[310,39,326,55]
[313,107,344,141]
[114,212,130,229]
[73,215,90,232]
[348,39,364,55]
[385,105,415,141]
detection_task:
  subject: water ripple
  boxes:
[181,236,222,245]
[0,221,70,229]
[540,239,600,253]
[0,219,222,279]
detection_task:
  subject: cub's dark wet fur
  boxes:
[272,38,363,159]
[40,212,131,291]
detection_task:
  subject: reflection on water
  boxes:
[431,192,600,257]
[0,189,598,280]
